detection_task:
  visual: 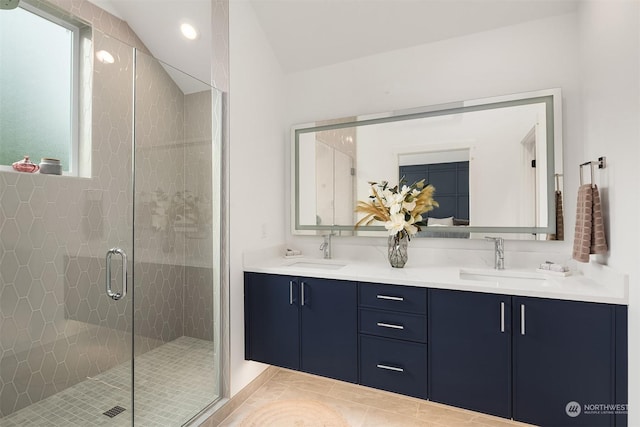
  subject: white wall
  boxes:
[578,1,639,423]
[286,11,581,251]
[228,0,287,396]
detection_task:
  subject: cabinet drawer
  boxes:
[360,335,427,399]
[359,308,426,343]
[359,283,427,314]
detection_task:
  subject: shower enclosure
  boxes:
[0,20,222,427]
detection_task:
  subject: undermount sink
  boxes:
[287,261,346,270]
[459,268,547,287]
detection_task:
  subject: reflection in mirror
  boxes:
[292,89,563,240]
[299,118,357,228]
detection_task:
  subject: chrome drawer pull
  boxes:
[289,281,295,305]
[376,322,404,330]
[376,364,404,373]
[521,304,526,336]
[376,295,404,301]
[500,302,505,333]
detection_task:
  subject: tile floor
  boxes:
[0,336,218,427]
[218,369,534,427]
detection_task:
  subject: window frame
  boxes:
[1,2,81,175]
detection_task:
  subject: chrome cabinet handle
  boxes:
[106,248,127,301]
[500,302,505,333]
[301,282,306,306]
[376,364,404,373]
[289,281,295,305]
[377,322,404,330]
[376,294,404,301]
[521,304,526,335]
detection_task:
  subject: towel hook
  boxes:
[579,157,606,186]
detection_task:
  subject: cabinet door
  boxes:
[300,277,357,383]
[513,297,616,427]
[244,273,299,370]
[428,289,512,418]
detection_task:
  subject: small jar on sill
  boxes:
[39,158,62,175]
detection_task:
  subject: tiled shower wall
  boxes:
[0,29,135,417]
[0,0,216,418]
[134,51,215,344]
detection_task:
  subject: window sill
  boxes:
[0,165,88,179]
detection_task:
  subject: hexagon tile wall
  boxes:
[0,28,216,422]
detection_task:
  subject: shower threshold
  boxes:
[0,336,217,427]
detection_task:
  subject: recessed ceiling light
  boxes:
[96,50,115,64]
[180,23,198,40]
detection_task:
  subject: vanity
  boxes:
[246,88,629,426]
[244,259,628,427]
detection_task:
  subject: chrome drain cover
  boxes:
[103,406,126,418]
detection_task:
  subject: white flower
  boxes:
[402,214,419,236]
[386,191,404,209]
[385,213,407,235]
[404,223,418,235]
[402,200,416,212]
[389,201,402,215]
[382,189,395,206]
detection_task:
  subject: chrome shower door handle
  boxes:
[106,247,127,301]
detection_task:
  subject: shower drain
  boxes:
[103,406,126,418]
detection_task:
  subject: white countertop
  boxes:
[244,256,628,305]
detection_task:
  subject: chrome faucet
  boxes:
[320,234,332,259]
[485,237,505,270]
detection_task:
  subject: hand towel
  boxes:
[547,190,564,241]
[590,184,608,254]
[572,184,607,262]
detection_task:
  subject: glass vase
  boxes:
[387,231,409,268]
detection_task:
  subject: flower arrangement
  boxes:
[355,179,438,238]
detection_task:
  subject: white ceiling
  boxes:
[249,0,581,73]
[87,0,580,83]
[88,0,213,93]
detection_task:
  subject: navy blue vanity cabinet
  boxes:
[615,305,628,427]
[512,296,618,427]
[245,272,300,370]
[299,276,358,383]
[244,273,358,383]
[428,289,512,418]
[358,282,428,399]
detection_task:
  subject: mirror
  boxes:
[292,88,563,240]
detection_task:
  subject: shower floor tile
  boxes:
[0,336,218,427]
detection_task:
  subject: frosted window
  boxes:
[0,6,74,171]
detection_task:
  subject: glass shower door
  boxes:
[1,27,221,427]
[132,50,221,425]
[0,30,135,426]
